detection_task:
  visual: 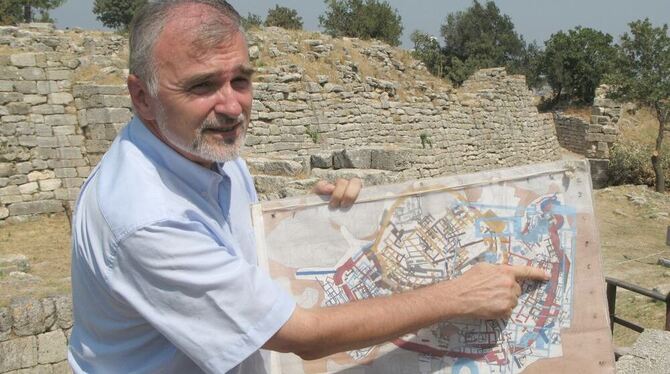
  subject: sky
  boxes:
[51,0,670,49]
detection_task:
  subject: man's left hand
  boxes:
[313,178,362,209]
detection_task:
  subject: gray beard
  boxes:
[155,103,247,164]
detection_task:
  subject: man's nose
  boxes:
[213,84,242,117]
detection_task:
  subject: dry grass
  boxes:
[0,214,72,307]
[73,64,126,85]
[618,105,662,145]
[562,105,592,121]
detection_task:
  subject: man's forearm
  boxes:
[263,280,463,360]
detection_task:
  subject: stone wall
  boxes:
[553,87,622,159]
[0,23,561,221]
[0,296,72,374]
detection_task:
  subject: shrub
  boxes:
[608,141,670,188]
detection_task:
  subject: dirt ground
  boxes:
[1,184,669,348]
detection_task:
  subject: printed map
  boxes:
[255,161,610,374]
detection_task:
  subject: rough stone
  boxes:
[246,157,304,177]
[53,296,72,330]
[38,179,61,192]
[333,149,372,169]
[8,201,63,216]
[47,93,73,105]
[616,329,670,374]
[0,336,37,372]
[310,152,333,169]
[37,330,67,364]
[10,53,37,67]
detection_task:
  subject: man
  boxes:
[68,1,549,373]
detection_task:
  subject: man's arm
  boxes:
[263,263,549,360]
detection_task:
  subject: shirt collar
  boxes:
[128,116,225,195]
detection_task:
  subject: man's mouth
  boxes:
[203,123,241,134]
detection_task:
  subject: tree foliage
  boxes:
[410,31,447,78]
[93,0,146,31]
[440,0,525,85]
[606,19,670,192]
[0,0,65,25]
[319,0,403,46]
[264,5,302,30]
[241,12,263,30]
[541,27,616,103]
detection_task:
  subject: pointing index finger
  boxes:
[510,265,550,281]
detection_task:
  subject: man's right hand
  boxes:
[446,263,550,320]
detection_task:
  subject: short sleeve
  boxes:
[107,218,295,373]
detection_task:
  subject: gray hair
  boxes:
[128,0,244,96]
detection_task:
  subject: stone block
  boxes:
[57,147,82,160]
[41,299,56,331]
[32,105,65,115]
[0,307,11,341]
[0,336,37,372]
[0,206,7,219]
[14,81,37,94]
[0,163,14,177]
[0,66,19,80]
[0,92,23,104]
[53,296,72,330]
[86,108,131,124]
[62,178,84,188]
[0,80,13,91]
[370,148,411,171]
[52,361,72,374]
[333,149,372,169]
[19,67,46,81]
[8,200,63,216]
[44,114,77,126]
[0,186,20,196]
[39,179,61,192]
[10,174,28,185]
[72,85,127,98]
[310,152,333,169]
[18,182,39,194]
[52,126,75,136]
[616,329,670,374]
[45,70,72,81]
[83,95,131,108]
[31,160,48,171]
[10,298,47,336]
[8,102,31,115]
[18,135,37,147]
[37,330,67,364]
[16,162,34,174]
[53,168,76,178]
[36,137,58,148]
[47,93,73,105]
[24,94,47,105]
[246,157,304,177]
[10,53,37,67]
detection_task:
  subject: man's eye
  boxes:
[232,77,250,90]
[189,82,215,94]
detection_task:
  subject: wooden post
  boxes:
[607,282,617,333]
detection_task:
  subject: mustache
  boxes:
[201,113,246,130]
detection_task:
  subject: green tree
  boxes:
[410,31,447,78]
[440,0,524,85]
[93,0,146,31]
[541,27,616,103]
[264,5,302,30]
[319,0,403,46]
[0,0,65,25]
[241,12,263,30]
[606,19,670,192]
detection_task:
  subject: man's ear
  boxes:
[127,74,156,122]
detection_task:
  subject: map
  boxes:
[253,160,614,374]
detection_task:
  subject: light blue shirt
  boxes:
[68,117,295,374]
